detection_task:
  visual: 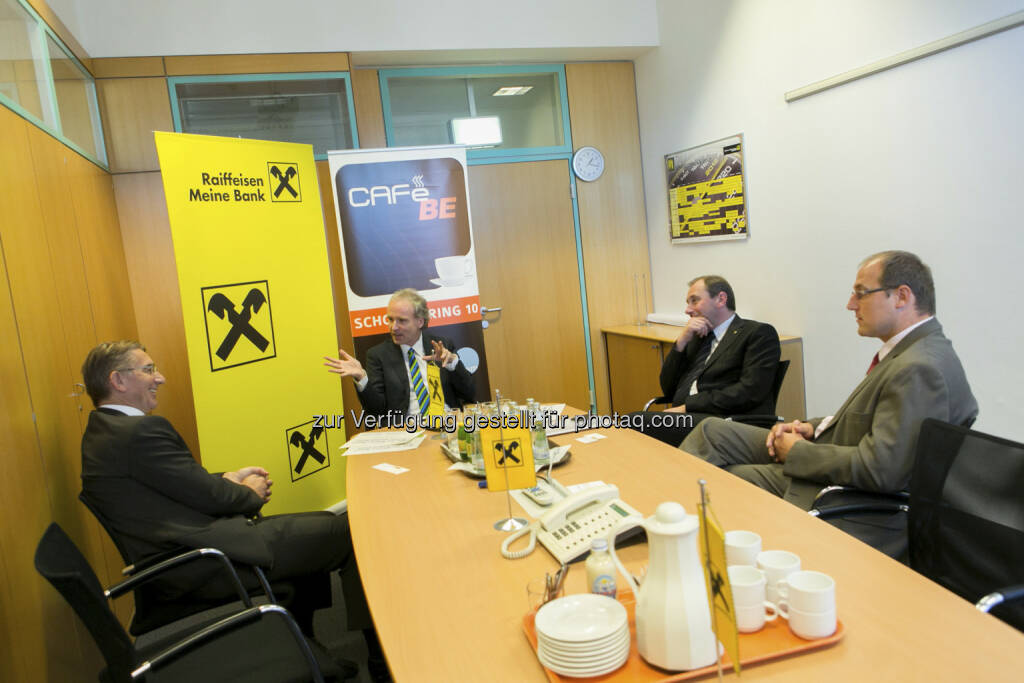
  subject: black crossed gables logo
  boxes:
[290,426,326,474]
[709,566,731,615]
[429,376,442,401]
[494,440,521,466]
[269,165,298,198]
[207,289,270,361]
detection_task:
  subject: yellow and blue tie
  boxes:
[408,348,430,415]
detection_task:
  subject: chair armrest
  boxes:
[809,503,909,519]
[105,548,251,608]
[976,584,1024,613]
[130,604,324,683]
[642,396,671,412]
[812,485,910,508]
[726,414,784,429]
[121,549,190,577]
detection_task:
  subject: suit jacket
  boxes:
[782,318,978,508]
[357,332,476,417]
[80,408,273,570]
[659,315,781,415]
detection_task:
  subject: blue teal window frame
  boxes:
[378,64,573,165]
[0,0,108,169]
[167,72,359,160]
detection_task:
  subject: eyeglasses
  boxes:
[119,364,158,375]
[850,287,891,300]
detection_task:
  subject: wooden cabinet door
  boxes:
[606,333,665,413]
[468,161,591,408]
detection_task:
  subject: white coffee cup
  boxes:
[435,255,472,282]
[779,604,837,640]
[756,550,801,603]
[725,530,762,566]
[776,570,836,613]
[727,565,779,633]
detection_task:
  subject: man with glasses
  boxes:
[682,251,978,510]
[79,341,387,680]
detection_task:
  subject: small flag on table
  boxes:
[698,481,740,675]
[479,422,535,492]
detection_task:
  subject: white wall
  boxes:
[49,0,659,58]
[635,0,1024,438]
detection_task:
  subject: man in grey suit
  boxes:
[80,341,386,679]
[682,251,978,509]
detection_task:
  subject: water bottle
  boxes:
[586,538,617,598]
[529,399,550,465]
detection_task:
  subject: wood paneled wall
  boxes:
[0,104,138,682]
[566,62,651,413]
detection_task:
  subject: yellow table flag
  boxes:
[699,491,741,675]
[425,363,445,418]
[479,423,536,492]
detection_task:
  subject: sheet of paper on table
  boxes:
[341,430,426,455]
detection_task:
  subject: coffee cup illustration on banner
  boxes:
[433,255,474,287]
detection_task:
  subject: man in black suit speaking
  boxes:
[634,275,781,446]
[79,340,385,677]
[325,288,476,419]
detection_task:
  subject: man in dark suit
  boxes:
[325,288,476,419]
[633,275,781,446]
[80,341,385,679]
[683,251,978,510]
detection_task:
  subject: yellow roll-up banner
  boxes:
[155,132,345,513]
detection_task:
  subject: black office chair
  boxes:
[813,418,1024,631]
[643,359,790,428]
[809,417,977,562]
[79,492,294,636]
[35,522,340,683]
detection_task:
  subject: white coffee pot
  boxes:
[609,501,718,671]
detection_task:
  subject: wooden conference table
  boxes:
[346,417,1024,682]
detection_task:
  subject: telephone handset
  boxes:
[501,484,642,564]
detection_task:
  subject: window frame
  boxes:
[0,0,108,168]
[167,72,360,160]
[378,64,572,164]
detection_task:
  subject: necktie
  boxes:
[867,352,880,374]
[408,349,430,415]
[673,334,714,405]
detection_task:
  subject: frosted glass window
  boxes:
[47,34,104,161]
[173,77,355,155]
[0,0,52,125]
[386,72,564,150]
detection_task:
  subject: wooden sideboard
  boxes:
[603,323,806,419]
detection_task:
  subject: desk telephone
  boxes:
[501,484,642,564]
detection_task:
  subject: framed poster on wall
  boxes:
[665,134,748,244]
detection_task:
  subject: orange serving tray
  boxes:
[523,589,844,681]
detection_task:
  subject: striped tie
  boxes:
[408,348,430,415]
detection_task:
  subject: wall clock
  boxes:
[572,146,605,182]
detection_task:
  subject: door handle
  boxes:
[480,306,502,329]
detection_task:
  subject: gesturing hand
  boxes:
[323,348,367,382]
[423,339,457,367]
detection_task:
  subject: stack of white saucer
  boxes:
[534,594,630,678]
